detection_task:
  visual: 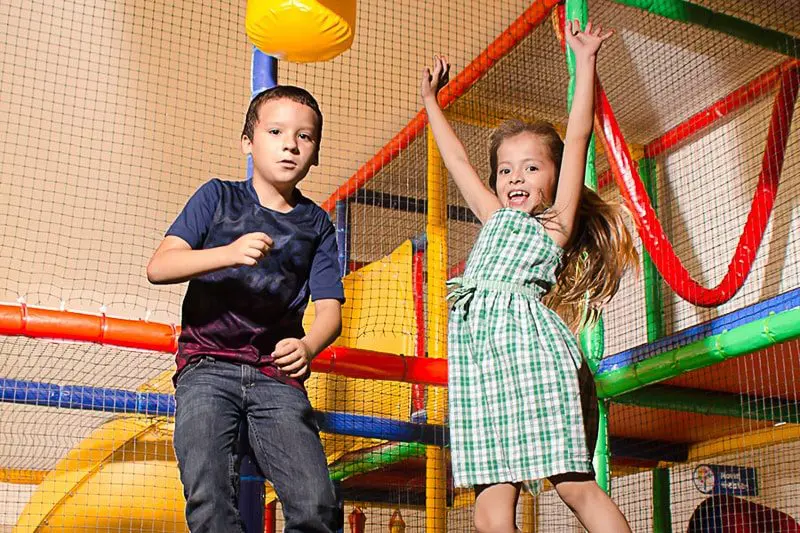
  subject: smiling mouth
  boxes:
[507,190,529,205]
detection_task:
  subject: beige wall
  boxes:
[0,0,534,319]
[0,0,251,321]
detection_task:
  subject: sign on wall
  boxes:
[693,464,758,496]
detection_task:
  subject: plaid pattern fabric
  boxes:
[448,208,592,493]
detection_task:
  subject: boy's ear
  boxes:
[241,134,253,155]
[312,148,319,167]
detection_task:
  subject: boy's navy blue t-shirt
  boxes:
[166,178,344,390]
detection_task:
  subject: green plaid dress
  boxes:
[447,208,592,493]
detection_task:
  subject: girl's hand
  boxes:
[420,54,450,103]
[564,20,613,60]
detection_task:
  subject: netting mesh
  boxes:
[1,0,799,531]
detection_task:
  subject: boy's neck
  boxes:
[251,176,299,213]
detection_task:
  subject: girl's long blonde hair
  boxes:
[488,120,639,331]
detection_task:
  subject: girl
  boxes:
[421,21,637,533]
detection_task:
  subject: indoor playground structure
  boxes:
[0,0,798,531]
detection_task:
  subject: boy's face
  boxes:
[241,98,320,190]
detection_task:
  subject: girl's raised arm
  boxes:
[421,55,501,223]
[550,20,613,247]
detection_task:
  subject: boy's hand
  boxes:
[564,20,613,60]
[272,338,312,378]
[226,232,273,267]
[420,54,450,103]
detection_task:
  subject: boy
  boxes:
[147,86,343,532]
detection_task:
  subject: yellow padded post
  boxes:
[246,0,356,62]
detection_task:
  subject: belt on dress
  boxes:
[446,277,545,304]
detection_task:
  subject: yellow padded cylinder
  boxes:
[246,0,356,63]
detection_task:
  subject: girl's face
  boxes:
[494,132,557,214]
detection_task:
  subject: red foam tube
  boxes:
[0,304,449,386]
[595,65,800,306]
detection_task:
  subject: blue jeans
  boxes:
[174,357,337,532]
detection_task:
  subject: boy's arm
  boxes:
[272,216,344,378]
[302,299,343,357]
[551,20,613,246]
[421,56,501,224]
[147,232,273,284]
[148,179,275,285]
[273,299,342,378]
